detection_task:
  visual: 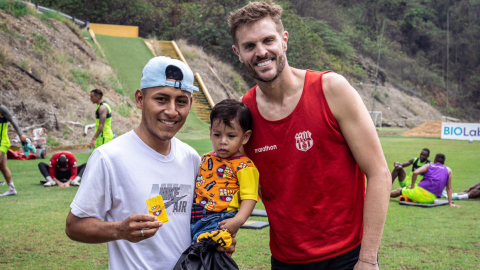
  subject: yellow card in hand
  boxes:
[146,195,169,223]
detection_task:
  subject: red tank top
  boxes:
[242,70,365,263]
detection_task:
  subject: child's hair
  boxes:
[210,99,252,132]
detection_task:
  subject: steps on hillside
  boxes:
[148,40,213,123]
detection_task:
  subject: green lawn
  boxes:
[95,35,154,95]
[0,137,479,269]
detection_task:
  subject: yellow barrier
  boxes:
[89,23,138,37]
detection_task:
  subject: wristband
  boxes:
[358,258,377,266]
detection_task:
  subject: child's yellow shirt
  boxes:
[195,152,259,212]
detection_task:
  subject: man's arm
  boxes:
[445,168,460,208]
[66,211,162,243]
[323,73,391,268]
[0,105,26,142]
[90,105,107,148]
[395,158,415,169]
[410,164,429,188]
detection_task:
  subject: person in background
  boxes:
[0,104,26,196]
[391,148,430,187]
[390,153,460,208]
[89,89,114,150]
[39,151,86,187]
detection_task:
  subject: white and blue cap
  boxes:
[140,56,199,93]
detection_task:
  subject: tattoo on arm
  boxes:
[92,106,107,139]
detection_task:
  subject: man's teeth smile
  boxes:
[257,60,272,67]
[160,120,176,125]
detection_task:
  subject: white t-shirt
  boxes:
[71,130,200,270]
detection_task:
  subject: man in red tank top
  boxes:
[228,2,391,269]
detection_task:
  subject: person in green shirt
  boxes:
[391,148,430,188]
[89,89,113,150]
[0,104,26,196]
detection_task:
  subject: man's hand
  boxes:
[20,134,27,142]
[450,204,460,208]
[117,214,163,243]
[89,138,96,149]
[219,217,244,237]
[354,261,379,270]
[59,181,70,187]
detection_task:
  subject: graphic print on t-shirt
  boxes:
[145,183,192,216]
[295,130,314,152]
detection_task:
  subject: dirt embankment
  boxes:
[0,10,139,145]
[353,58,443,128]
[401,120,442,137]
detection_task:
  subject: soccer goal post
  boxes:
[368,111,382,130]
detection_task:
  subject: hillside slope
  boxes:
[0,8,139,146]
[176,40,442,128]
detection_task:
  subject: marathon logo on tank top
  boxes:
[254,145,277,153]
[295,131,314,152]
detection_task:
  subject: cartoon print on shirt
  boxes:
[237,162,248,171]
[200,198,216,211]
[217,164,233,179]
[205,180,217,191]
[219,188,236,202]
[196,175,205,188]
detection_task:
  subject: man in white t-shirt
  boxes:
[66,56,235,270]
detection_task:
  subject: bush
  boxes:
[0,0,32,17]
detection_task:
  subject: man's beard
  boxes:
[245,52,286,83]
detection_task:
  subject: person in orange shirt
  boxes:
[191,99,259,245]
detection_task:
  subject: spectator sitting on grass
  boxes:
[39,151,86,187]
[391,153,460,208]
[392,148,430,187]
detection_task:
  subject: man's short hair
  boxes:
[58,155,67,168]
[228,0,284,45]
[91,89,103,97]
[210,99,252,132]
[435,154,446,164]
[422,148,430,154]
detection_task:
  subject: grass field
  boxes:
[95,35,154,95]
[0,137,479,269]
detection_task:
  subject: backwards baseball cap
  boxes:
[140,56,199,93]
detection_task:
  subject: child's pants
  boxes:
[190,203,237,244]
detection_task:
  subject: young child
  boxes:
[191,99,259,247]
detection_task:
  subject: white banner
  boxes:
[441,122,480,141]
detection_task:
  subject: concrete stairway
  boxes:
[145,40,213,123]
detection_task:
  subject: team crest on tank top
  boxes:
[295,130,314,152]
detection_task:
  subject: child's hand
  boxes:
[219,217,243,237]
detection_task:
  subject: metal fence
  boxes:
[17,1,89,29]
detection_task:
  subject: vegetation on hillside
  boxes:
[0,0,138,145]
[29,0,480,120]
